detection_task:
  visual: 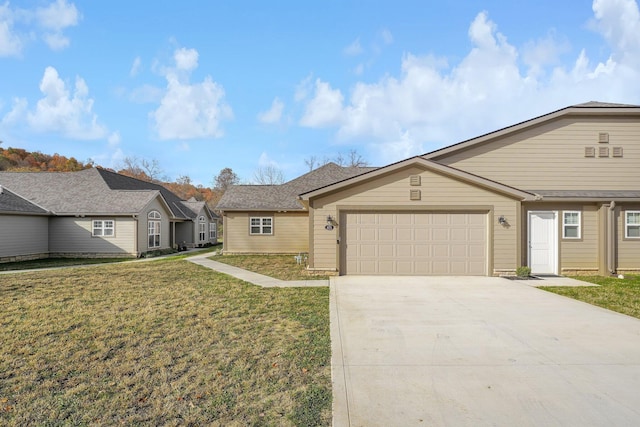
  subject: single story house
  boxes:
[218,102,640,277]
[0,168,218,263]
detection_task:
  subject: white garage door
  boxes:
[342,212,487,275]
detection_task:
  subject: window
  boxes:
[209,223,217,239]
[148,211,161,248]
[562,211,581,239]
[199,217,206,241]
[92,220,114,237]
[626,211,640,238]
[250,217,273,235]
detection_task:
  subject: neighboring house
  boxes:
[216,163,375,254]
[0,168,218,263]
[220,102,640,277]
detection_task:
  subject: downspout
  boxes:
[133,214,139,257]
[607,201,616,275]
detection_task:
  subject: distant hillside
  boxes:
[0,146,93,172]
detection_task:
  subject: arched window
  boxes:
[148,211,161,248]
[198,216,206,241]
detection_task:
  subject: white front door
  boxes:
[528,211,558,275]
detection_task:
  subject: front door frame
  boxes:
[528,210,558,275]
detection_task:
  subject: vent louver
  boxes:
[409,175,421,186]
[598,132,609,143]
[584,147,595,157]
[599,146,609,157]
[410,189,421,201]
[612,147,623,157]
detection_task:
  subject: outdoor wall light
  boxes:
[325,215,336,231]
[498,215,507,225]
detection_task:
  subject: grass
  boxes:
[0,259,331,426]
[214,255,329,281]
[0,257,132,271]
[541,274,640,319]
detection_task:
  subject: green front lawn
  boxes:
[0,259,331,426]
[214,255,329,281]
[541,275,640,319]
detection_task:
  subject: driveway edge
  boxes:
[330,277,350,427]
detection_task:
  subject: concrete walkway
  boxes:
[186,253,328,287]
[331,276,640,427]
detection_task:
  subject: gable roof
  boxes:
[95,168,193,220]
[299,156,539,201]
[216,163,376,211]
[182,197,220,220]
[0,185,49,215]
[0,168,180,216]
[423,101,640,160]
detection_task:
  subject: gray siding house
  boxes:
[0,168,219,263]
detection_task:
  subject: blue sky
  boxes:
[1,0,639,185]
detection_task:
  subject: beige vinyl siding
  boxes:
[49,216,136,255]
[0,214,48,259]
[437,117,640,190]
[523,203,599,273]
[617,204,640,270]
[137,198,172,252]
[223,211,308,254]
[309,166,520,275]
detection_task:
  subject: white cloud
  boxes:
[380,28,393,45]
[297,1,640,166]
[0,2,22,56]
[0,0,79,55]
[344,38,363,56]
[2,66,107,139]
[130,56,142,77]
[129,84,163,104]
[299,79,344,128]
[257,97,284,124]
[294,74,313,102]
[35,0,80,50]
[107,131,121,147]
[174,47,198,71]
[150,47,233,140]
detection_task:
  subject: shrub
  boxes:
[516,266,531,277]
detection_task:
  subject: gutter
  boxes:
[607,201,616,274]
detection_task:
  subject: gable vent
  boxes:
[599,146,609,157]
[598,132,609,143]
[409,189,421,201]
[584,147,595,157]
[409,175,421,186]
[612,146,623,157]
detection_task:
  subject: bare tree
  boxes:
[140,158,164,182]
[213,167,240,191]
[346,149,368,167]
[253,165,285,185]
[304,149,369,170]
[304,155,317,172]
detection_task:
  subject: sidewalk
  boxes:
[186,253,328,288]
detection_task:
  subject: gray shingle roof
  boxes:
[0,186,49,214]
[216,163,376,210]
[95,168,193,219]
[182,198,220,220]
[0,169,161,215]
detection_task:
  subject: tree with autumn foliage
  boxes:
[0,145,93,172]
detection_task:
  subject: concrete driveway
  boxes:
[330,276,640,427]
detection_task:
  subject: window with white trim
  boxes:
[148,211,161,248]
[250,217,273,235]
[92,219,115,237]
[562,211,581,239]
[626,211,640,238]
[199,216,206,241]
[209,222,217,239]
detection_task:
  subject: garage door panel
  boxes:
[343,212,487,276]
